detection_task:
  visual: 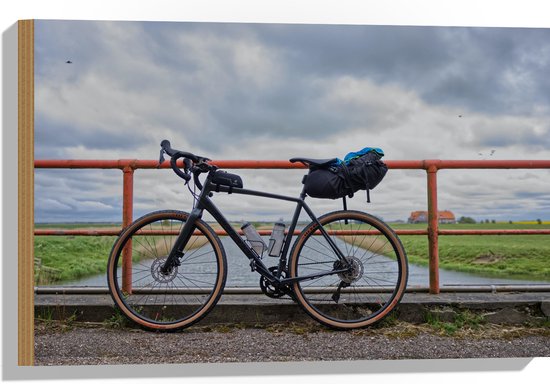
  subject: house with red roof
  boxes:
[408,210,456,224]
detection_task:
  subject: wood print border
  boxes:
[18,19,34,366]
[10,17,547,375]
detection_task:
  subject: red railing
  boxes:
[34,158,550,293]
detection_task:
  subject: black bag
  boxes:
[304,150,387,200]
[304,168,348,199]
[211,170,243,188]
[343,150,388,192]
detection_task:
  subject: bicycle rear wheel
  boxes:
[107,210,227,331]
[289,210,408,329]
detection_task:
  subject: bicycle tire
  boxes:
[107,210,227,331]
[289,210,408,329]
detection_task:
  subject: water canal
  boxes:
[59,236,550,289]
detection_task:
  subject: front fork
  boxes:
[160,207,203,274]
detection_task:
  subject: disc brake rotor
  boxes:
[151,258,178,284]
[336,256,364,284]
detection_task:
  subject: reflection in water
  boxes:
[61,236,549,288]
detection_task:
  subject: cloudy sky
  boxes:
[34,20,550,223]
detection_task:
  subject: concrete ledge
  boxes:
[34,291,550,326]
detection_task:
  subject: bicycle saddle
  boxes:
[289,157,338,168]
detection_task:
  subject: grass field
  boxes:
[34,234,116,284]
[34,222,550,284]
[34,222,215,284]
[393,223,550,281]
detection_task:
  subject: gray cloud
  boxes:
[34,20,550,222]
[253,24,550,115]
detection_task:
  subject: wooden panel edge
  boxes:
[18,19,35,367]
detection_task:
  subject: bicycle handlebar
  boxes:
[160,140,200,163]
[159,140,213,184]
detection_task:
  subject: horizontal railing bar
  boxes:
[33,229,396,236]
[421,159,550,170]
[33,159,306,170]
[34,228,550,236]
[34,284,550,295]
[438,229,550,235]
[33,159,550,170]
[35,286,400,295]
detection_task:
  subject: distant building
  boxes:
[408,211,427,223]
[438,210,456,224]
[408,210,456,224]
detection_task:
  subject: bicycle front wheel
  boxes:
[107,210,227,331]
[289,210,408,329]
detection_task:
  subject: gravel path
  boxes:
[34,321,550,366]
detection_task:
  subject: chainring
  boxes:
[260,266,289,298]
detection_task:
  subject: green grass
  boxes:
[34,235,117,283]
[426,309,486,335]
[391,223,550,280]
[34,222,208,284]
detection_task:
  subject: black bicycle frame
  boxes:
[163,170,350,285]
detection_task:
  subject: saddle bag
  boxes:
[304,167,347,199]
[304,149,388,200]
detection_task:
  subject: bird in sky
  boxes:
[478,149,496,159]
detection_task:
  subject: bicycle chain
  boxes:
[261,261,345,302]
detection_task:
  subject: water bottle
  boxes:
[241,222,266,257]
[268,221,286,257]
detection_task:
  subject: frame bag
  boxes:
[304,149,388,201]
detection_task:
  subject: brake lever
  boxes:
[157,149,166,169]
[184,158,192,171]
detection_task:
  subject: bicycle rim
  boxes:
[290,210,408,329]
[107,210,226,331]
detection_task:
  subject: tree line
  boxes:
[457,217,544,224]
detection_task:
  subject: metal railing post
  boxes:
[122,164,134,293]
[426,163,440,294]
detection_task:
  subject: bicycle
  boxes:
[107,140,408,331]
